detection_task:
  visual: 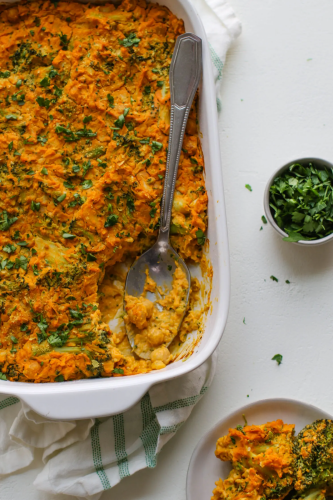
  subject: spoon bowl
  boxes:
[124,234,191,359]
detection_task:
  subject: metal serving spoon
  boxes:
[124,32,202,358]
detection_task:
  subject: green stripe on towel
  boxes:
[0,396,19,411]
[91,419,111,490]
[140,393,159,468]
[113,413,130,479]
[209,43,224,81]
[160,422,185,435]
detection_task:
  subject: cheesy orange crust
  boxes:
[213,421,296,500]
[0,0,207,382]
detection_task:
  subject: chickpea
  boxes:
[147,328,165,346]
[151,360,166,370]
[151,346,172,365]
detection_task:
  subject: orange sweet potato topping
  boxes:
[0,0,207,382]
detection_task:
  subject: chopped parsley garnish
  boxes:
[35,314,48,343]
[48,325,69,347]
[55,125,97,142]
[270,275,278,282]
[31,201,40,212]
[64,181,74,189]
[272,354,283,365]
[0,211,18,231]
[151,141,163,154]
[245,184,252,192]
[126,194,135,213]
[72,165,80,174]
[196,229,206,246]
[57,193,66,203]
[87,253,97,262]
[32,264,39,276]
[37,136,48,145]
[262,215,267,224]
[107,94,114,107]
[39,76,50,87]
[115,113,125,129]
[119,33,140,47]
[3,244,16,254]
[269,162,333,241]
[83,115,92,124]
[285,280,290,284]
[58,32,69,50]
[112,367,124,374]
[36,96,51,109]
[81,179,93,190]
[62,233,76,239]
[41,167,48,175]
[105,214,119,227]
[0,71,11,78]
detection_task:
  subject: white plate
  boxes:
[186,398,332,500]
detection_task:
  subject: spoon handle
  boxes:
[159,33,202,237]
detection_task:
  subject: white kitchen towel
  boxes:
[191,0,241,111]
[0,352,216,500]
[0,1,240,498]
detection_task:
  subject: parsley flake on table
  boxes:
[262,215,267,224]
[245,184,252,192]
[270,275,278,282]
[272,354,283,365]
[269,162,333,241]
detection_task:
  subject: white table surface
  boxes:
[2,0,333,498]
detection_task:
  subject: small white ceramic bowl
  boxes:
[264,157,333,246]
[186,398,331,500]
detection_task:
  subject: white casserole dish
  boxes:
[0,0,230,419]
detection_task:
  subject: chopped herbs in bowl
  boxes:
[264,158,333,245]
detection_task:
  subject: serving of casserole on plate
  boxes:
[0,0,229,419]
[187,399,332,500]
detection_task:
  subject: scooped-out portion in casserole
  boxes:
[124,264,189,364]
[0,0,209,382]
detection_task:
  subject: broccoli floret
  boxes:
[294,419,333,498]
[294,490,326,500]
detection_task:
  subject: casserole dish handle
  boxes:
[17,382,152,420]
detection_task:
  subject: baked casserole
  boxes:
[0,0,208,382]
